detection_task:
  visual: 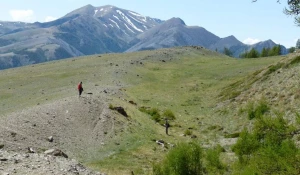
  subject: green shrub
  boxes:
[264,62,284,76]
[246,99,269,120]
[109,104,114,110]
[255,99,269,117]
[289,55,300,66]
[224,132,240,138]
[295,112,300,124]
[232,114,300,174]
[232,129,260,164]
[139,107,161,122]
[246,102,255,120]
[163,109,176,120]
[184,129,193,136]
[206,145,226,174]
[138,106,147,113]
[153,142,205,175]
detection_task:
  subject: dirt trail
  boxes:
[0,90,119,174]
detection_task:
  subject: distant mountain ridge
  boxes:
[0,4,287,69]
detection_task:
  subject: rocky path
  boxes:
[0,149,103,175]
[0,91,118,174]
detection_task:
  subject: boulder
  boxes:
[27,147,35,153]
[48,136,54,142]
[113,107,128,117]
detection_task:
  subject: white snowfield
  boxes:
[128,11,147,22]
[113,15,121,22]
[109,18,120,29]
[94,10,98,16]
[116,10,144,32]
[124,23,135,33]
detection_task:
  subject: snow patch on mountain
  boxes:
[116,10,143,32]
[94,10,98,16]
[109,19,120,29]
[124,23,135,33]
[128,11,147,22]
[113,15,121,21]
[128,15,144,24]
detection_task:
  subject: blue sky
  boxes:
[0,0,299,47]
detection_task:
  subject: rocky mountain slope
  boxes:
[126,18,220,52]
[0,4,287,70]
[0,4,163,69]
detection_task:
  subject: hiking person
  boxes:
[165,118,170,135]
[78,82,83,97]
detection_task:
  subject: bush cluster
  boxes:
[246,99,269,120]
[232,113,300,174]
[153,142,204,175]
[240,45,282,58]
[139,107,175,123]
[153,105,300,174]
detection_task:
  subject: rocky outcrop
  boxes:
[0,149,104,175]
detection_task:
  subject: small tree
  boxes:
[206,145,226,174]
[289,47,296,53]
[153,142,205,175]
[296,39,300,49]
[223,47,233,57]
[232,113,300,174]
[261,48,269,57]
[248,48,259,58]
[276,45,282,55]
[268,45,281,56]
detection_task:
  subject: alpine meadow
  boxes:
[1,1,300,175]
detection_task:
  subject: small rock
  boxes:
[156,140,165,146]
[0,144,4,149]
[10,132,17,137]
[28,147,35,153]
[45,149,68,158]
[48,136,54,142]
[191,135,197,139]
[14,159,20,164]
[0,158,8,161]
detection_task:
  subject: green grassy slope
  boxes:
[1,46,296,174]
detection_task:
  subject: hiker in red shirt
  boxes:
[78,82,83,97]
